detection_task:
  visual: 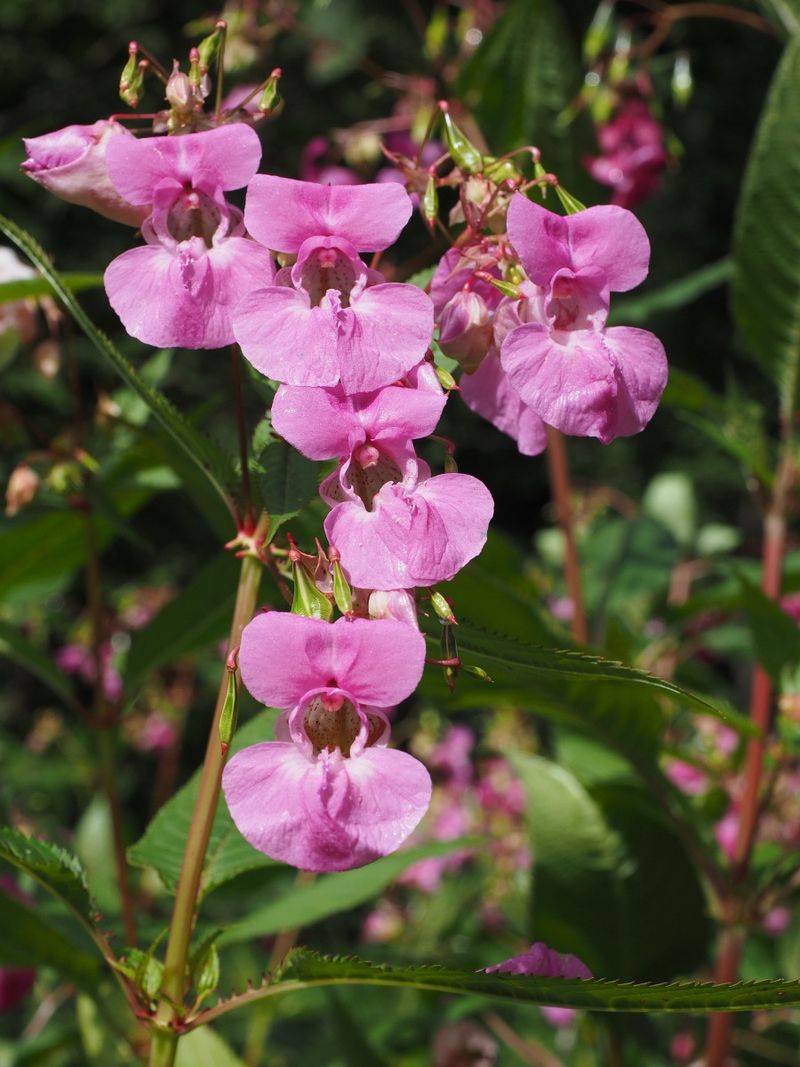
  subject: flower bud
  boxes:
[368,589,419,630]
[21,121,148,227]
[166,61,193,111]
[5,464,39,517]
[439,103,483,174]
[291,552,333,621]
[437,289,493,372]
[119,42,143,107]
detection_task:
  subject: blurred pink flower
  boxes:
[585,100,669,209]
[540,1005,576,1028]
[485,941,592,979]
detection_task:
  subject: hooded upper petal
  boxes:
[105,124,262,205]
[244,175,413,253]
[222,741,432,871]
[239,613,426,710]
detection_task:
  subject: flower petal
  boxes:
[104,237,273,349]
[337,284,434,393]
[223,742,431,872]
[244,176,413,253]
[565,206,650,292]
[105,124,262,204]
[460,350,548,456]
[239,613,425,709]
[485,942,593,980]
[506,195,571,285]
[602,325,668,439]
[501,323,619,441]
[234,286,341,386]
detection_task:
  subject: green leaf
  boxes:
[738,573,800,684]
[218,838,479,946]
[201,948,800,1017]
[257,438,321,542]
[754,0,800,38]
[0,619,80,709]
[175,1027,246,1067]
[610,259,730,326]
[128,710,280,896]
[457,0,580,167]
[0,884,100,988]
[732,38,800,414]
[0,827,95,926]
[0,215,238,519]
[0,272,103,302]
[513,756,711,979]
[430,616,722,714]
[124,553,238,692]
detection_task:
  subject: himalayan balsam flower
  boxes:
[485,942,593,980]
[585,100,669,209]
[223,613,431,872]
[234,176,433,391]
[500,195,667,444]
[103,124,274,349]
[21,120,148,226]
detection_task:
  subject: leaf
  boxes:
[457,0,580,168]
[0,885,100,988]
[0,215,238,519]
[256,438,321,541]
[610,259,731,326]
[754,0,800,37]
[124,553,239,692]
[201,948,800,1017]
[218,838,479,946]
[0,827,95,926]
[738,573,800,684]
[513,756,711,980]
[128,710,280,896]
[0,619,80,709]
[0,272,103,302]
[429,616,722,714]
[175,1027,247,1067]
[732,38,800,414]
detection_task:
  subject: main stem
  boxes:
[545,427,589,644]
[705,422,794,1067]
[149,514,268,1067]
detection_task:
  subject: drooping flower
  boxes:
[222,613,431,872]
[324,463,494,590]
[484,941,593,980]
[585,100,669,209]
[234,176,433,391]
[103,123,274,349]
[21,120,149,226]
[500,195,668,444]
[55,641,123,703]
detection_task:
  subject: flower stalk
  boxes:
[148,512,269,1067]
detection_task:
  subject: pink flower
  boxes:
[430,725,475,787]
[460,350,547,457]
[367,589,420,629]
[484,942,593,980]
[324,464,494,590]
[399,798,473,892]
[223,613,431,872]
[301,137,361,186]
[585,100,669,209]
[715,806,739,862]
[500,195,667,444]
[271,361,445,468]
[664,759,709,797]
[540,1006,577,1028]
[21,120,148,226]
[234,176,433,391]
[103,124,274,349]
[55,642,122,703]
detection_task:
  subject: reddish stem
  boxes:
[545,428,588,644]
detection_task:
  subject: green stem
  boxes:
[148,514,269,1066]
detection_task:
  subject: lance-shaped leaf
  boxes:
[0,827,95,925]
[732,37,800,415]
[192,948,800,1025]
[0,215,237,521]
